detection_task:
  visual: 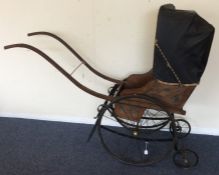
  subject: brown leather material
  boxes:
[123,70,154,89]
[113,97,167,121]
[114,98,149,121]
[114,72,196,121]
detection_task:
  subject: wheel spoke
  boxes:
[173,149,199,168]
[97,94,173,166]
[170,119,191,138]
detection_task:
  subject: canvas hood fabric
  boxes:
[153,4,215,85]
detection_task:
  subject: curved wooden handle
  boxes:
[27,31,123,84]
[4,43,113,101]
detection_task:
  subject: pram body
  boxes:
[4,4,215,168]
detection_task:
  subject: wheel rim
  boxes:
[173,149,199,168]
[110,95,171,133]
[97,95,174,166]
[170,119,191,138]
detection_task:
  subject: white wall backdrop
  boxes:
[0,0,218,135]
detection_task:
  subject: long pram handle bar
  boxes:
[27,31,123,84]
[4,43,114,101]
[4,44,185,115]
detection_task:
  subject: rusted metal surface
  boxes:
[27,31,123,84]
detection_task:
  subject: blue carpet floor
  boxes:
[0,117,218,175]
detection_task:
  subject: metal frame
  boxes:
[4,43,119,101]
[4,31,198,168]
[27,32,123,84]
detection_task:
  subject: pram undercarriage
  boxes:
[4,4,214,168]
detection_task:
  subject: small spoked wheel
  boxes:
[97,94,173,166]
[170,119,191,138]
[173,149,199,168]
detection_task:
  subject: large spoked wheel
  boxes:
[170,119,191,139]
[111,94,171,134]
[173,149,199,168]
[97,94,174,166]
[115,108,170,134]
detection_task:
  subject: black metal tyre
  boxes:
[115,109,169,134]
[173,149,199,168]
[170,119,191,139]
[97,95,174,166]
[111,94,170,133]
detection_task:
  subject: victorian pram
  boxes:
[4,4,215,168]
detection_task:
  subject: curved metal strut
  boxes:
[27,31,123,84]
[4,43,113,101]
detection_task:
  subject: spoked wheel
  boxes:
[116,108,170,134]
[110,95,171,134]
[97,95,174,166]
[173,149,199,168]
[170,119,191,138]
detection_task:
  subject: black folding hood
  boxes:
[153,4,215,85]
